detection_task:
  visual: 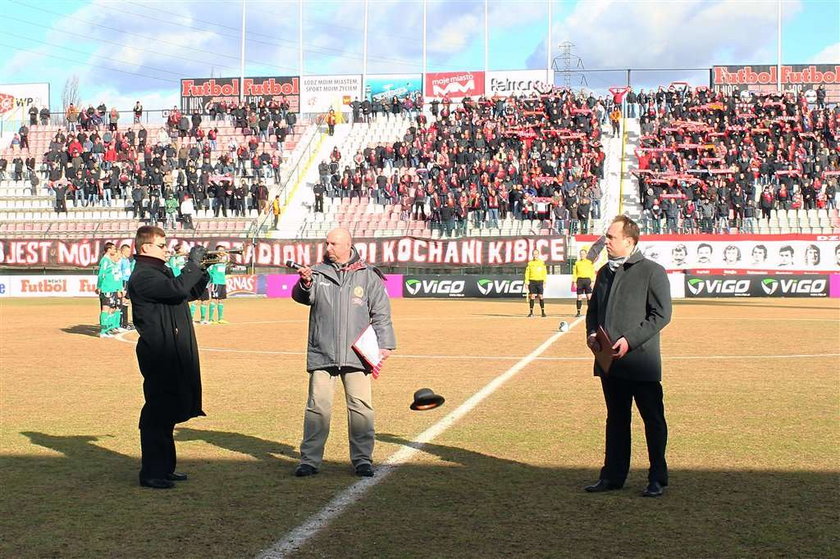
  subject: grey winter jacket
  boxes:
[292,249,396,373]
[586,250,672,382]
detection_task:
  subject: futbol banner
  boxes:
[684,274,829,298]
[0,274,258,297]
[365,74,423,102]
[180,76,300,114]
[424,71,485,99]
[0,236,567,269]
[299,74,362,113]
[711,64,840,104]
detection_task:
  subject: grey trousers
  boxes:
[299,369,374,469]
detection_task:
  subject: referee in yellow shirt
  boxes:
[524,249,548,317]
[572,249,596,317]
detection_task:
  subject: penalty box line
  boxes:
[254,317,585,559]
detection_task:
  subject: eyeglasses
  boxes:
[145,242,167,249]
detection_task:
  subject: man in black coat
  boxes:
[127,226,209,489]
[585,215,672,498]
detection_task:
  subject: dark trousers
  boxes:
[600,376,668,486]
[139,405,176,480]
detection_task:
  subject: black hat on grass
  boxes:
[410,388,445,411]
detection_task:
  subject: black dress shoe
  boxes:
[355,463,374,477]
[167,472,188,481]
[642,481,665,497]
[584,479,622,493]
[140,478,175,489]
[294,464,319,477]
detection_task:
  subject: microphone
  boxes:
[285,260,307,270]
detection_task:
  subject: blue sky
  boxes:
[0,0,837,110]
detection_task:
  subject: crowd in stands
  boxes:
[633,85,839,234]
[315,89,615,236]
[0,100,296,228]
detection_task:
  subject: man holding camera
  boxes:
[127,226,209,489]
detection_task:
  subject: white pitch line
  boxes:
[253,317,585,559]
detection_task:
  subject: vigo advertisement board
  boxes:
[364,74,423,102]
[403,275,526,298]
[180,76,300,114]
[712,64,840,104]
[424,71,485,99]
[684,274,829,298]
[300,74,362,113]
[0,83,50,124]
[485,70,551,96]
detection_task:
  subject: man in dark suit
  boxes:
[127,226,209,489]
[584,215,672,497]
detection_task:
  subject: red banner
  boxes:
[424,71,485,99]
[0,236,567,269]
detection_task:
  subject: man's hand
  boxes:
[379,349,392,361]
[298,265,313,288]
[587,333,600,352]
[612,337,630,359]
[188,245,207,266]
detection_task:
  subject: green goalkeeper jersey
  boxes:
[208,262,227,285]
[97,256,122,292]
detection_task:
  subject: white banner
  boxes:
[0,83,50,124]
[0,275,98,297]
[485,70,551,96]
[572,235,840,272]
[300,74,362,113]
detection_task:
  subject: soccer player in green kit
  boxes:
[96,242,123,337]
[167,243,200,321]
[206,245,230,325]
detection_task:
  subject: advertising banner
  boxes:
[711,64,840,104]
[266,274,403,298]
[364,74,423,103]
[180,76,300,114]
[485,70,551,97]
[424,71,485,99]
[403,274,526,298]
[0,274,261,297]
[0,83,50,124]
[627,235,840,273]
[0,236,566,269]
[684,274,829,298]
[300,74,362,113]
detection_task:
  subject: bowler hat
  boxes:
[410,388,445,411]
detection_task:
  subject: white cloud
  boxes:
[810,42,840,63]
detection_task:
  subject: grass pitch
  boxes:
[1,297,838,558]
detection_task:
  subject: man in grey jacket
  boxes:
[584,215,672,497]
[292,228,396,477]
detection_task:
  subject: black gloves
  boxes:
[188,245,207,267]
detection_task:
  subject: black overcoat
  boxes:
[586,251,672,382]
[127,255,209,424]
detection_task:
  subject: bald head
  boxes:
[325,228,352,264]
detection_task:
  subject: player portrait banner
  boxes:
[424,71,485,99]
[684,274,829,298]
[582,234,840,273]
[180,76,300,114]
[711,64,840,104]
[300,74,363,114]
[0,83,50,124]
[0,236,566,269]
[364,74,423,103]
[485,70,551,97]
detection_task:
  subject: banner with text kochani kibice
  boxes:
[0,236,567,269]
